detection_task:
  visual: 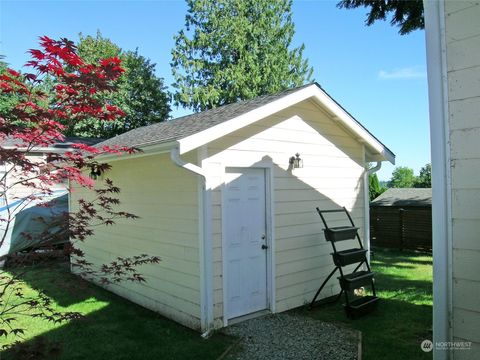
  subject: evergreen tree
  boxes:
[171,0,313,112]
[369,173,386,201]
[337,0,424,35]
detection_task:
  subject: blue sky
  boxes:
[0,0,430,180]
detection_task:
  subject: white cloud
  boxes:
[378,67,426,80]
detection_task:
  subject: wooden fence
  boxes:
[370,206,432,251]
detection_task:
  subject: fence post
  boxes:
[399,208,405,251]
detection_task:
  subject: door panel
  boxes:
[225,168,267,319]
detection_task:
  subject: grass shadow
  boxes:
[6,261,97,307]
[3,305,234,360]
[299,297,432,360]
[2,264,235,360]
[371,249,432,266]
[297,248,433,360]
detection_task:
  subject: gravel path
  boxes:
[221,313,358,360]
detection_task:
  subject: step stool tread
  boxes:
[335,248,367,256]
[332,248,368,266]
[347,295,379,309]
[324,226,359,242]
[326,226,358,233]
[342,270,374,282]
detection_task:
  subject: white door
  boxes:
[225,168,268,319]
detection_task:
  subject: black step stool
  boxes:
[309,207,379,318]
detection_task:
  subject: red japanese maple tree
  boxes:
[0,37,159,345]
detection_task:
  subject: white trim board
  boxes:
[178,84,395,164]
[92,85,395,167]
[197,146,214,333]
[424,1,453,358]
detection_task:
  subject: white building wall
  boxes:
[2,153,68,202]
[445,1,480,358]
[71,152,202,330]
[204,100,366,327]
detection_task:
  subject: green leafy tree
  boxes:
[388,166,416,188]
[414,163,431,188]
[0,57,26,119]
[337,0,424,35]
[0,36,160,345]
[171,0,313,112]
[63,32,170,138]
[0,55,18,114]
[369,173,386,201]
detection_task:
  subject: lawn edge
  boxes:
[215,336,243,360]
[357,330,362,360]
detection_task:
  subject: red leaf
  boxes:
[7,69,20,77]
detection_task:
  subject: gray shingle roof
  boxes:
[371,188,432,207]
[1,83,395,162]
[97,83,314,149]
[96,82,394,161]
[2,136,103,149]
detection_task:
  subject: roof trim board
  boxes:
[177,85,314,154]
[177,84,394,163]
[94,83,395,164]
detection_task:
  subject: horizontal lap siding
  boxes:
[71,153,201,330]
[5,154,67,203]
[206,100,365,324]
[446,1,480,354]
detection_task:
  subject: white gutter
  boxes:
[170,147,207,178]
[364,159,382,263]
[95,141,177,163]
[424,1,452,358]
[170,145,214,338]
[2,146,73,154]
[367,162,382,175]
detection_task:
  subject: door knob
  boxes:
[261,244,268,250]
[261,234,266,239]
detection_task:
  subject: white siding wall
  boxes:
[71,152,202,330]
[4,153,67,202]
[445,1,480,357]
[205,100,366,326]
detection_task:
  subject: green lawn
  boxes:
[298,248,433,360]
[2,249,432,360]
[1,263,234,360]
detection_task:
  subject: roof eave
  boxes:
[365,149,396,164]
[177,85,318,155]
[1,145,73,154]
[310,86,395,165]
[94,140,177,163]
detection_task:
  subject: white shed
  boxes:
[72,83,395,333]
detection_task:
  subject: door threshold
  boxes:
[228,309,271,325]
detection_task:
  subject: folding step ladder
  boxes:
[309,207,379,318]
